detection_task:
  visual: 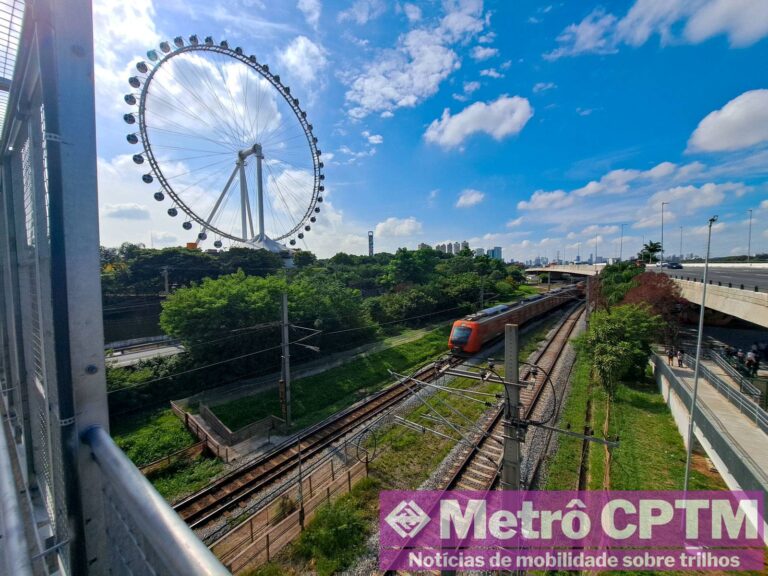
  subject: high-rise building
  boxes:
[474,248,485,257]
[368,231,374,256]
[461,240,469,251]
[447,243,454,255]
[488,246,503,261]
[453,241,461,254]
[417,242,431,250]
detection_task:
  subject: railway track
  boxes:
[173,355,465,530]
[441,304,584,491]
[174,292,580,532]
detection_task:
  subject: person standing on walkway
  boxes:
[667,348,675,365]
[677,349,684,367]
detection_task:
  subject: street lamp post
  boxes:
[679,226,683,262]
[747,209,753,265]
[683,215,718,494]
[660,206,664,263]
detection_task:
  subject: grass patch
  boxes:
[545,356,592,490]
[212,325,452,431]
[112,408,196,467]
[369,372,504,489]
[545,352,726,492]
[246,477,381,576]
[148,455,224,502]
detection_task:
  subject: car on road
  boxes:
[655,262,669,268]
[667,262,683,269]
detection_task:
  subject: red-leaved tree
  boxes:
[621,272,686,345]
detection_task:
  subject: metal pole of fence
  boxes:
[683,216,717,494]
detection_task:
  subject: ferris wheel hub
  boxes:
[238,143,262,160]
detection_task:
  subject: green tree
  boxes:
[576,304,661,397]
[638,241,662,263]
[292,250,318,268]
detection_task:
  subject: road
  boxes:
[106,343,184,367]
[659,266,768,292]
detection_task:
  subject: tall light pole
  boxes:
[747,209,753,265]
[619,223,625,262]
[661,202,669,264]
[683,215,718,494]
[679,226,683,261]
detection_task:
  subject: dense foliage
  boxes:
[577,304,661,397]
[105,244,530,414]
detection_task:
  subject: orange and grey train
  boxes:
[448,288,578,354]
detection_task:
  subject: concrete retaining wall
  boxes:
[199,403,284,446]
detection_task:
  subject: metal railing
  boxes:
[81,426,229,576]
[707,349,763,403]
[683,353,768,435]
[656,357,768,493]
[0,409,34,576]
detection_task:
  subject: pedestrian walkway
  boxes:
[657,354,768,493]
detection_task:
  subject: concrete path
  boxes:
[664,358,768,490]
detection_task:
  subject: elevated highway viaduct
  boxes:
[528,263,768,328]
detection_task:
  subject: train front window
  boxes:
[450,326,472,344]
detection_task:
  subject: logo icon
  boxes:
[385,500,430,538]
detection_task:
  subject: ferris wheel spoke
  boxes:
[202,52,246,145]
[167,56,245,147]
[143,119,238,151]
[147,76,240,148]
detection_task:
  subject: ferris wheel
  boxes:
[122,35,324,251]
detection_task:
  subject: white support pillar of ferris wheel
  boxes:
[255,144,266,242]
[241,165,256,238]
[205,163,240,228]
[239,160,248,240]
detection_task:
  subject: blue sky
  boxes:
[94,0,768,260]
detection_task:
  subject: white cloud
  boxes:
[403,3,422,22]
[362,130,383,144]
[152,231,178,245]
[297,0,322,28]
[424,95,533,149]
[278,36,328,85]
[690,221,726,235]
[649,182,750,212]
[580,224,619,236]
[464,81,481,94]
[453,81,481,102]
[761,199,768,210]
[338,0,386,24]
[374,216,423,237]
[517,189,573,211]
[506,217,523,228]
[471,46,498,61]
[683,0,768,47]
[479,68,503,78]
[544,8,618,60]
[533,82,557,93]
[456,189,485,208]
[93,0,161,115]
[687,90,768,153]
[344,1,486,118]
[576,107,594,116]
[546,0,768,60]
[103,203,151,220]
